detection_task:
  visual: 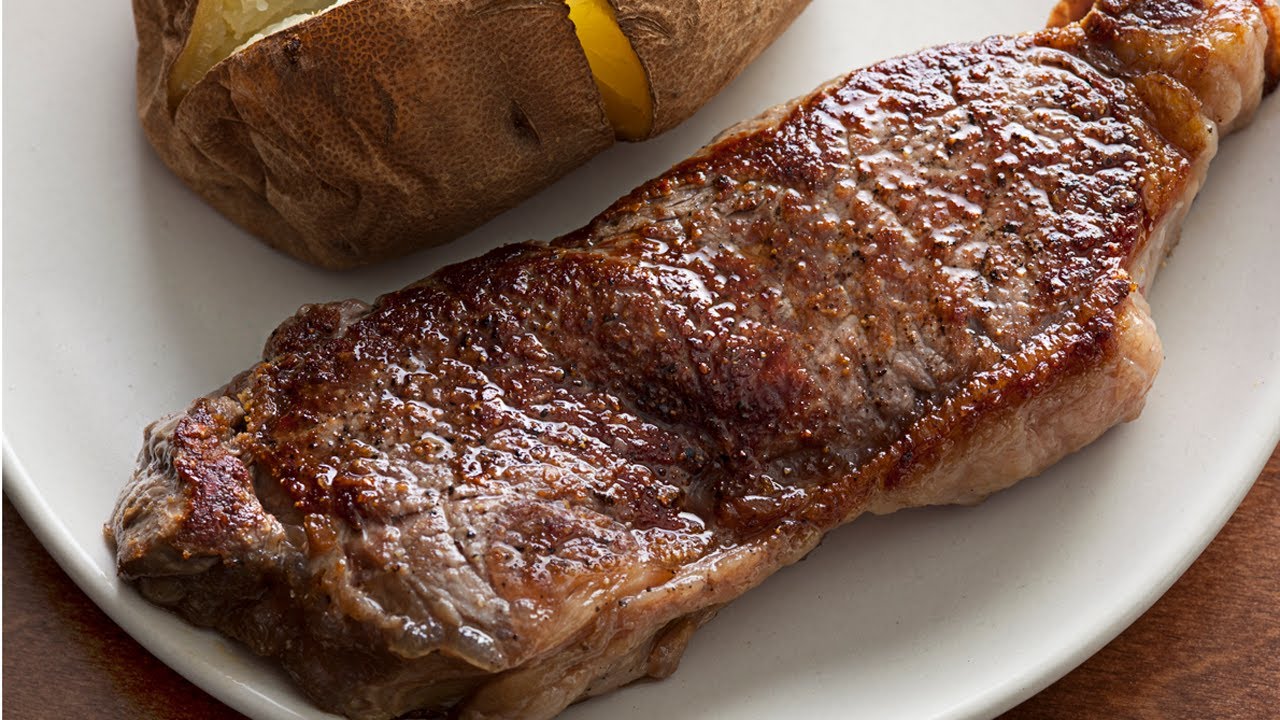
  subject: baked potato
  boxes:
[134,0,810,268]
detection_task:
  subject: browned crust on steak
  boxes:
[110,2,1278,718]
[1051,1,1280,95]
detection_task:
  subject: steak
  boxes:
[109,1,1280,718]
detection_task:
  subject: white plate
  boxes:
[5,1,1279,718]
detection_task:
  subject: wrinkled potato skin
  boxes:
[617,0,810,135]
[135,0,808,269]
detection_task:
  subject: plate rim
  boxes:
[3,441,313,719]
[6,423,1278,720]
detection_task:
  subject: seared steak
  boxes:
[109,1,1279,718]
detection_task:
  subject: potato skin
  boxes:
[618,0,811,135]
[135,0,808,269]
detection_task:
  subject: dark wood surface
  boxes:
[5,446,1277,719]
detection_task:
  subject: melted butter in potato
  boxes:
[566,0,654,139]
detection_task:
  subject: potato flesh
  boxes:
[168,0,342,103]
[565,0,654,140]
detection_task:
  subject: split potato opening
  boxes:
[168,0,654,138]
[565,0,653,139]
[169,0,345,102]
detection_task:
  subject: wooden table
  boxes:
[6,447,1277,719]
